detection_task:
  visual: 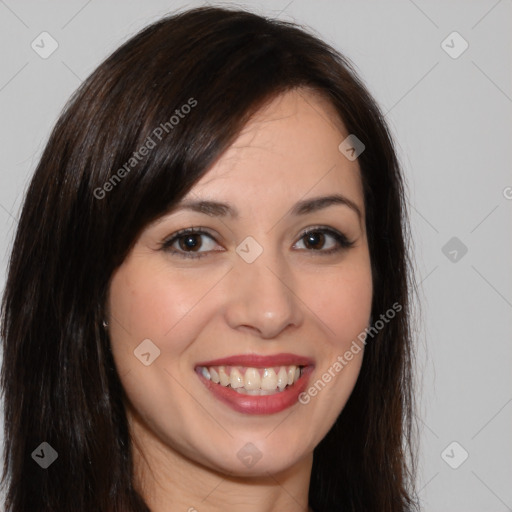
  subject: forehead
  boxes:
[180,88,364,220]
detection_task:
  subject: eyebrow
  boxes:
[173,194,363,222]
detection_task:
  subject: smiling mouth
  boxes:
[196,364,305,396]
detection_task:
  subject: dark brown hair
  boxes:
[1,6,419,511]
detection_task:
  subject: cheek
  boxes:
[307,254,373,347]
[106,257,218,369]
[106,259,216,438]
[297,256,371,411]
[109,255,216,334]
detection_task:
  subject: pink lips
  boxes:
[195,352,315,368]
[195,352,315,415]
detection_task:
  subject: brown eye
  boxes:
[178,234,203,252]
[295,227,355,254]
[161,228,221,259]
[303,231,326,250]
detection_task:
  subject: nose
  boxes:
[223,246,304,339]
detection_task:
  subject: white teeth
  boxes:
[199,364,305,394]
[210,367,220,384]
[219,366,230,386]
[261,368,277,390]
[244,368,261,390]
[230,368,244,389]
[277,367,288,390]
[287,367,295,386]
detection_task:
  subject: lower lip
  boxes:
[196,366,314,415]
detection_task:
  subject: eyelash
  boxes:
[160,226,356,260]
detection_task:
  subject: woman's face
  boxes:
[107,89,373,478]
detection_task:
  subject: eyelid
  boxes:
[293,226,356,256]
[295,225,355,248]
[161,226,215,243]
[159,226,220,252]
[160,225,355,258]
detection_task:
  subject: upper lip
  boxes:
[195,352,315,368]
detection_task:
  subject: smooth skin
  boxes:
[107,88,373,512]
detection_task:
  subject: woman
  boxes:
[0,6,419,511]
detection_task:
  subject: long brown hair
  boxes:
[1,6,419,511]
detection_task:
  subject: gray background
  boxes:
[0,1,511,510]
